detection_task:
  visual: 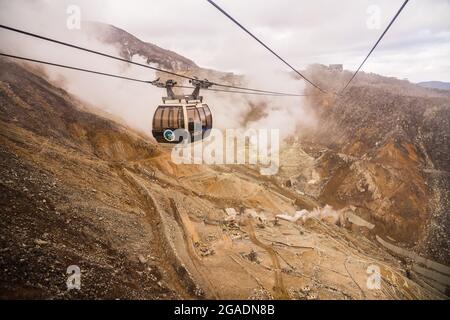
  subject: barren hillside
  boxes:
[1,57,448,299]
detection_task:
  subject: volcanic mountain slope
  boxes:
[294,66,450,265]
[0,59,171,299]
[1,21,449,300]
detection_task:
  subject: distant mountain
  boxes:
[417,81,450,91]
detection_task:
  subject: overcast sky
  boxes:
[1,0,449,82]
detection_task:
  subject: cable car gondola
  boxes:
[151,78,213,143]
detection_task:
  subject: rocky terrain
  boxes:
[1,56,449,299]
[86,22,197,71]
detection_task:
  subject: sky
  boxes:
[0,0,449,83]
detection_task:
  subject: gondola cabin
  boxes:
[151,79,213,143]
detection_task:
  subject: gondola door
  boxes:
[186,106,202,142]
